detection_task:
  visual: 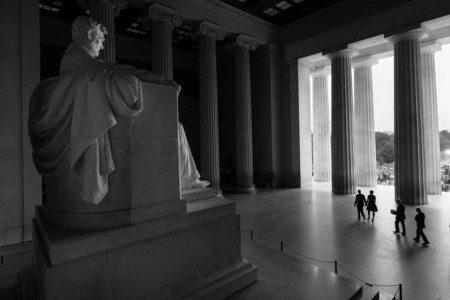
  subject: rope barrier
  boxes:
[242,228,403,300]
[251,231,281,244]
[284,244,335,264]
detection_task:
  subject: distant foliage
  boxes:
[375,132,394,163]
[375,130,450,163]
[440,130,450,151]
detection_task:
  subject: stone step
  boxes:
[352,285,380,300]
[17,265,41,300]
[379,289,397,300]
[0,242,32,265]
[230,238,396,300]
[0,242,33,300]
[269,267,363,300]
[0,286,17,300]
[181,187,219,202]
[354,285,397,300]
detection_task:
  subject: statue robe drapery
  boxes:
[178,122,201,190]
[29,44,150,204]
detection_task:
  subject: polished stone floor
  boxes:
[226,182,450,300]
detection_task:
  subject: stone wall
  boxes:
[0,0,41,246]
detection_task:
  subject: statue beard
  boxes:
[88,43,101,58]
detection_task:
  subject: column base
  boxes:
[332,187,356,195]
[18,197,257,300]
[356,183,377,188]
[427,183,442,195]
[235,184,257,194]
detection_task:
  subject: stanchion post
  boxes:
[399,284,402,300]
[250,230,253,240]
[280,241,284,252]
[334,261,337,274]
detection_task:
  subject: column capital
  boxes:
[325,48,358,60]
[310,66,331,77]
[386,28,427,44]
[229,34,257,51]
[421,41,441,54]
[352,56,378,68]
[148,3,182,27]
[191,21,225,41]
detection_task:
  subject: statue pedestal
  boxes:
[20,82,256,299]
[26,196,256,299]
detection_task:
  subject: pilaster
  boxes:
[288,60,313,188]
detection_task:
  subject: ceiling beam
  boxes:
[131,0,280,45]
[245,0,279,14]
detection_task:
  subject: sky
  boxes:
[373,44,450,132]
[311,44,450,132]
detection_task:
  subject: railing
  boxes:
[241,229,403,300]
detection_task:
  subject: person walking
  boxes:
[354,190,367,221]
[393,199,406,236]
[366,190,378,222]
[414,208,430,246]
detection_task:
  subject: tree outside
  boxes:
[376,130,450,191]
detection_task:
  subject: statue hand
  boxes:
[139,71,164,83]
[163,80,178,86]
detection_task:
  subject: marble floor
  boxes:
[226,182,450,300]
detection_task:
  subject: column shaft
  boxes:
[391,30,428,205]
[328,50,357,194]
[199,34,221,194]
[354,61,377,187]
[152,19,173,80]
[235,45,256,193]
[89,0,116,63]
[312,71,331,181]
[148,4,181,80]
[421,45,441,194]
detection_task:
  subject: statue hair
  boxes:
[71,16,108,45]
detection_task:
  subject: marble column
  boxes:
[388,29,428,205]
[353,57,378,187]
[326,49,358,195]
[77,0,127,63]
[421,42,441,194]
[193,21,224,195]
[311,67,331,182]
[231,34,257,193]
[148,4,182,80]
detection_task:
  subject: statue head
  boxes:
[71,16,108,57]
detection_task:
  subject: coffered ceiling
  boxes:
[217,0,347,26]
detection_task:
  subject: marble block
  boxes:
[40,82,184,230]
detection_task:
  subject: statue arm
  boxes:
[105,64,178,86]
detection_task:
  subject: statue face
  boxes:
[91,31,105,57]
